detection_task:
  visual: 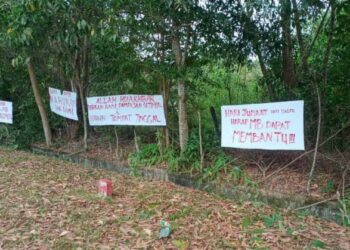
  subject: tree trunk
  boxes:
[66,120,79,140]
[255,47,275,101]
[178,80,188,152]
[281,0,296,96]
[210,106,220,140]
[320,1,336,143]
[198,111,204,171]
[80,35,90,151]
[27,60,52,147]
[246,5,276,101]
[78,83,88,151]
[322,0,336,91]
[65,73,79,140]
[307,81,322,193]
[65,85,80,141]
[172,21,189,153]
[71,35,89,151]
[162,77,170,147]
[225,72,233,104]
[291,0,308,74]
[159,31,170,148]
[304,4,330,62]
[51,59,79,139]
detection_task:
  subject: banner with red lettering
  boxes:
[221,100,304,150]
[87,95,166,126]
[0,100,13,124]
[49,87,78,121]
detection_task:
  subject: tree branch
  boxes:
[259,120,350,183]
[303,4,331,62]
[307,82,322,193]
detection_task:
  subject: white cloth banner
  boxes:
[87,95,166,126]
[49,87,78,121]
[0,100,13,124]
[221,100,305,150]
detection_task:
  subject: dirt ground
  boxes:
[1,149,349,249]
[33,137,349,200]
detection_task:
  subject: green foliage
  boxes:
[230,166,244,182]
[162,148,179,173]
[0,0,349,177]
[310,239,326,249]
[169,207,192,221]
[169,131,216,173]
[263,213,282,228]
[172,239,189,250]
[126,129,257,187]
[128,143,179,175]
[321,180,335,193]
[0,125,11,143]
[138,209,154,220]
[202,153,231,181]
[229,165,256,187]
[336,195,350,227]
[181,132,201,162]
[187,61,263,129]
[128,144,160,174]
[242,216,253,228]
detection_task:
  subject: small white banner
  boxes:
[49,87,78,121]
[87,94,166,126]
[221,100,305,150]
[0,100,13,124]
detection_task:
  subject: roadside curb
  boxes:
[31,146,341,224]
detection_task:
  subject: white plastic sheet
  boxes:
[0,100,13,124]
[221,100,305,150]
[49,87,78,121]
[87,95,166,126]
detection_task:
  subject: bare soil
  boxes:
[1,149,349,249]
[33,137,349,200]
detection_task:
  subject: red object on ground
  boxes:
[98,179,112,197]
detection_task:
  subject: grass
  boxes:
[0,149,349,249]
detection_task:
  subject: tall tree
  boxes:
[46,0,109,149]
[3,0,54,146]
[281,0,296,95]
[125,0,244,152]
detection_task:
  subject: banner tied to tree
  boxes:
[87,95,166,126]
[221,100,305,150]
[0,100,13,124]
[49,87,78,121]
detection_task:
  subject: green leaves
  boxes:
[242,216,253,228]
[263,213,282,228]
[310,239,325,249]
[172,239,189,250]
[23,27,33,39]
[76,19,90,32]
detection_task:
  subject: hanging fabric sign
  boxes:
[0,100,13,124]
[49,87,78,121]
[221,100,305,150]
[87,94,166,126]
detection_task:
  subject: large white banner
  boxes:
[221,100,304,150]
[0,100,13,124]
[87,95,166,126]
[49,87,78,121]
